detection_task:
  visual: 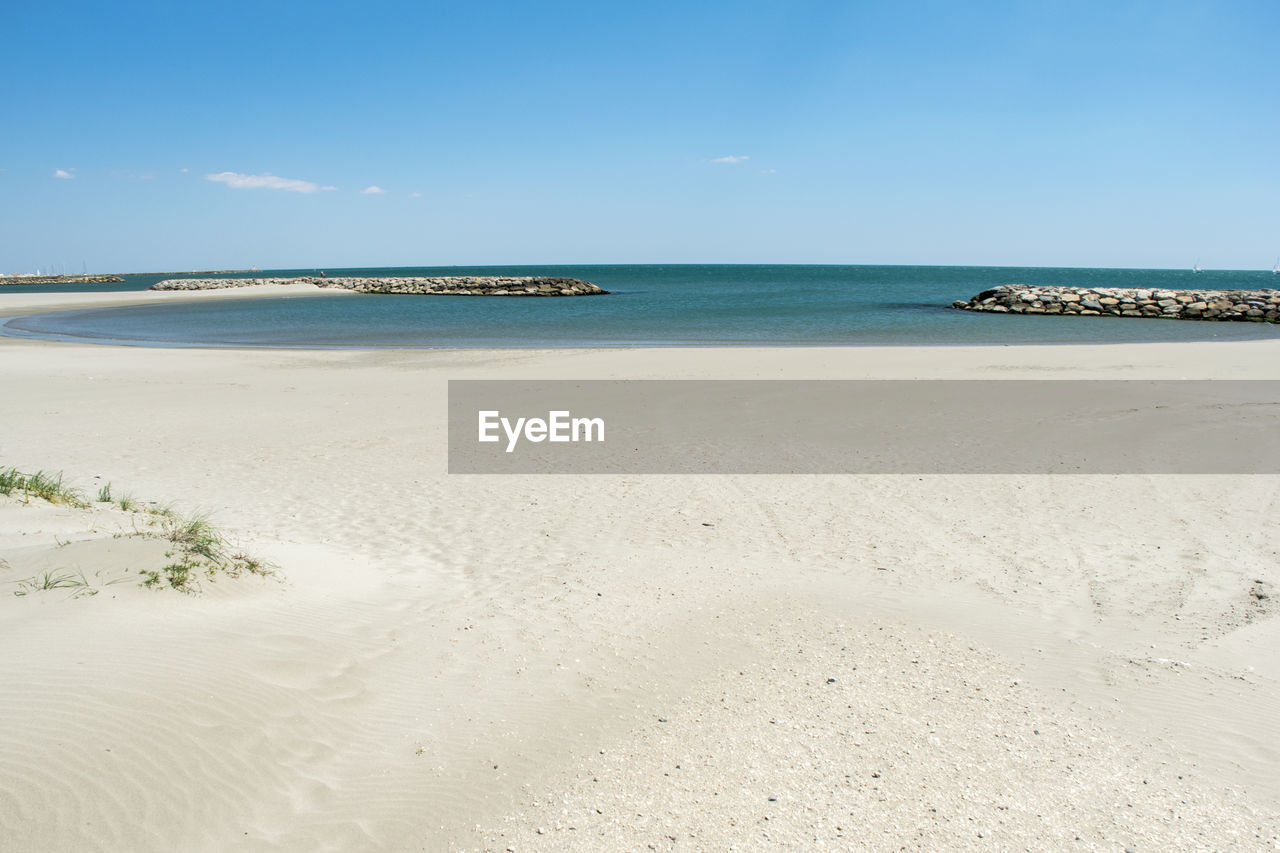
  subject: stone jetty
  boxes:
[952,284,1280,323]
[0,274,125,285]
[150,276,608,296]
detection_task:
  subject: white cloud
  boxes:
[711,155,749,164]
[760,168,776,174]
[409,191,422,198]
[54,168,75,179]
[180,167,189,173]
[360,185,387,195]
[205,171,336,193]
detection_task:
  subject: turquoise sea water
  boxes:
[4,264,1279,348]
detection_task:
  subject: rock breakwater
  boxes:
[151,276,608,296]
[952,285,1280,323]
[1,274,125,285]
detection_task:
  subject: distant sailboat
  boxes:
[1272,257,1278,275]
[1192,259,1202,274]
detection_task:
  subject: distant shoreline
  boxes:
[124,268,263,276]
[0,269,264,285]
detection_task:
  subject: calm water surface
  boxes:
[4,264,1279,348]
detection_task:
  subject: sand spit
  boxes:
[1,320,1279,851]
[0,281,357,325]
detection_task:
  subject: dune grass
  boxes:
[96,481,141,512]
[137,510,275,593]
[163,514,224,561]
[0,468,88,507]
[10,569,122,599]
[3,464,277,596]
[13,569,93,595]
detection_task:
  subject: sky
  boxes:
[1,0,1277,272]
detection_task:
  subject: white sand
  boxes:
[1,288,1278,851]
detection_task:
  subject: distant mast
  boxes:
[1273,257,1279,275]
[1193,259,1202,274]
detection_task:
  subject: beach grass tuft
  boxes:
[0,468,88,507]
[11,568,132,599]
[12,569,98,598]
[138,510,277,593]
[4,463,277,596]
[141,561,198,593]
[163,514,225,562]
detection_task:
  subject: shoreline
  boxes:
[8,315,1280,358]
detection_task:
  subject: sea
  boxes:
[3,264,1279,348]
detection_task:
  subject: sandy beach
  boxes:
[1,287,1278,851]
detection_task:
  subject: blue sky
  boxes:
[2,0,1277,272]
